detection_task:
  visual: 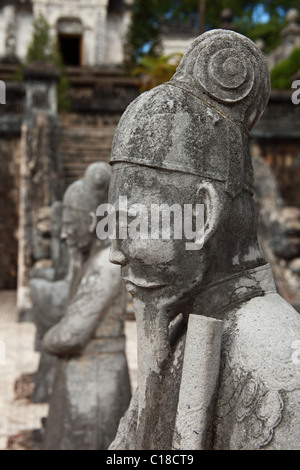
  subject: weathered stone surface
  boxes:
[43,162,131,450]
[30,276,69,403]
[173,315,223,450]
[108,30,300,450]
[49,200,70,281]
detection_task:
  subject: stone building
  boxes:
[0,0,133,67]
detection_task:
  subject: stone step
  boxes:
[63,154,111,164]
[63,161,110,171]
[61,128,116,136]
[60,123,115,185]
[63,152,112,160]
[61,135,115,143]
[62,143,113,151]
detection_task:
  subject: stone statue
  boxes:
[43,162,131,450]
[30,201,70,404]
[50,200,70,281]
[108,30,300,450]
[30,275,69,403]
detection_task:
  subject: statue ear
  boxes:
[194,182,222,248]
[88,211,97,233]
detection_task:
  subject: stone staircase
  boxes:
[60,115,118,187]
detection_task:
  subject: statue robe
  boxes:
[110,264,300,450]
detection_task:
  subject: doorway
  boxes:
[58,34,83,66]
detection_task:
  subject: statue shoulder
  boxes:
[214,293,300,450]
[223,293,300,382]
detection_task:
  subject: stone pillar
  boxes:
[1,4,18,63]
[96,10,106,64]
[266,9,300,70]
[17,64,64,318]
[23,64,60,115]
[281,8,300,50]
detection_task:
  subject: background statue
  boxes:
[42,162,131,450]
[108,30,300,450]
[253,154,300,312]
[30,201,70,404]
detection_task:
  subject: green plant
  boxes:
[17,14,71,112]
[125,1,300,73]
[271,47,300,89]
[124,0,164,71]
[26,14,59,64]
[237,16,286,54]
[132,53,183,91]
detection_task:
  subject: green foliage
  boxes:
[271,47,300,89]
[124,0,165,71]
[237,15,285,54]
[166,0,300,27]
[168,0,253,27]
[56,64,71,113]
[17,14,71,112]
[132,53,183,91]
[255,0,300,17]
[26,14,59,64]
[126,0,300,72]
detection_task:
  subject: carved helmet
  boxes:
[110,30,270,198]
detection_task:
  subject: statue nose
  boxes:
[109,241,127,266]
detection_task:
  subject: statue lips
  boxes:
[123,276,167,290]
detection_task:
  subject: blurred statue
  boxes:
[253,153,300,312]
[30,201,70,404]
[43,162,131,450]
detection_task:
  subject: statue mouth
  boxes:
[123,277,167,290]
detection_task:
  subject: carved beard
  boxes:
[132,293,186,450]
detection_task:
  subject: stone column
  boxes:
[96,9,106,65]
[17,64,64,318]
[2,4,18,63]
[281,8,300,50]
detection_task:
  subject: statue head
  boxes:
[62,162,111,254]
[109,30,270,313]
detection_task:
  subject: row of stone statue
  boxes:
[31,29,300,450]
[30,162,132,450]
